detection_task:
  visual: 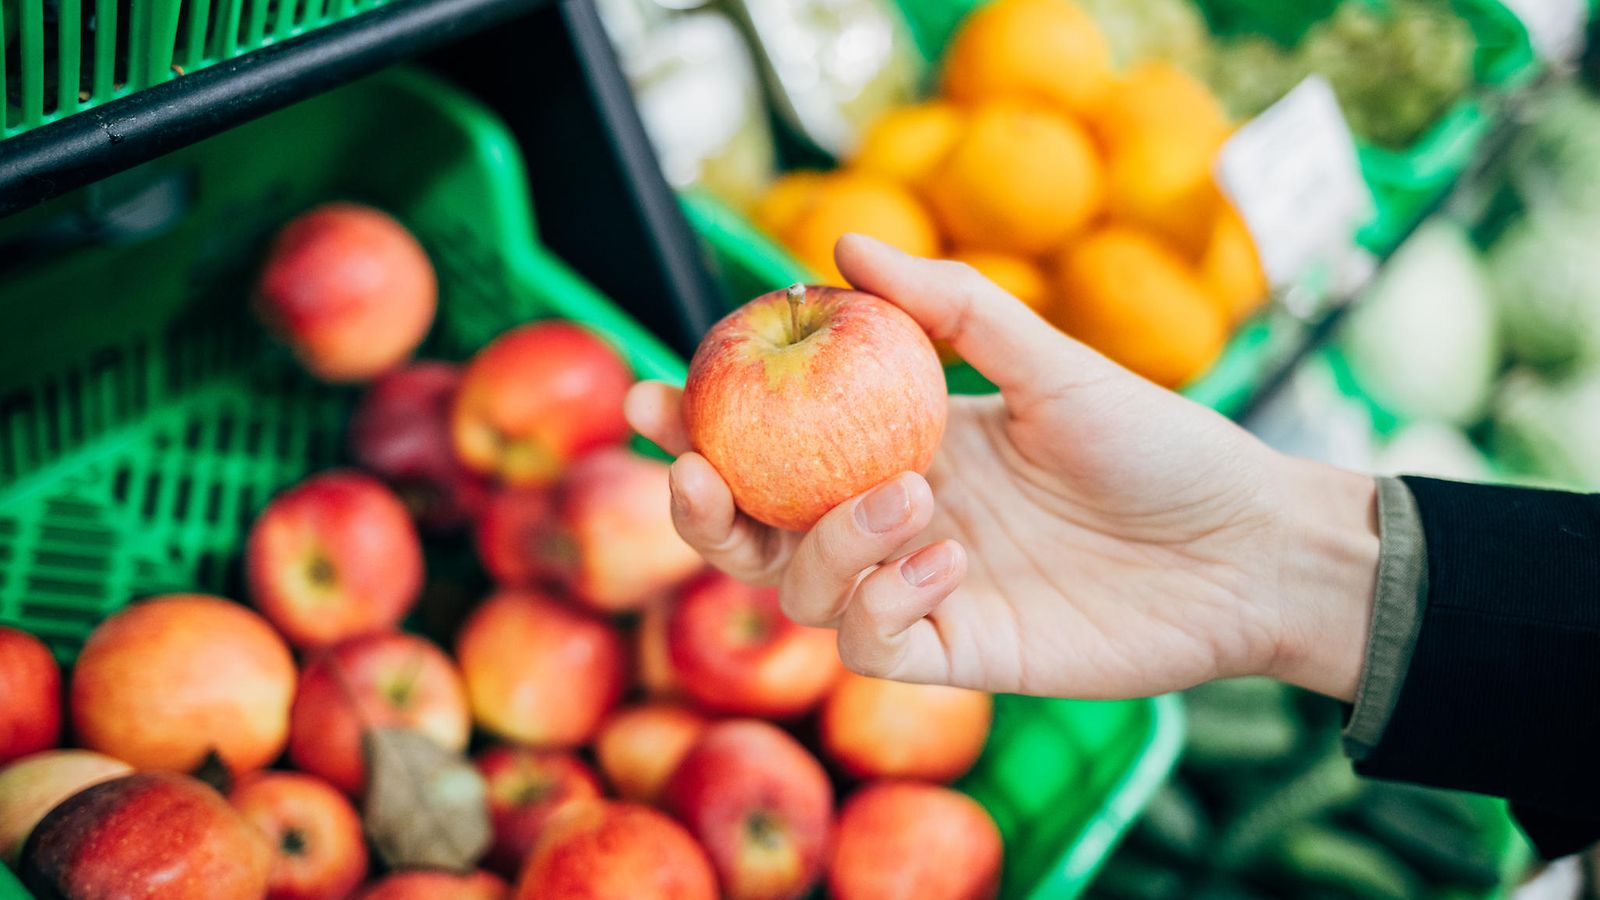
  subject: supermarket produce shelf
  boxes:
[0,0,543,217]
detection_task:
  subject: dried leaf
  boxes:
[362,727,491,870]
[190,750,233,795]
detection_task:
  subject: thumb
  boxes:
[834,234,1117,408]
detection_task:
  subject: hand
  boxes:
[627,234,1380,702]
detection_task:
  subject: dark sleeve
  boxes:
[1353,476,1600,859]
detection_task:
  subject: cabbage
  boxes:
[1341,220,1499,424]
[1491,367,1600,491]
[1372,421,1492,482]
[1485,210,1600,368]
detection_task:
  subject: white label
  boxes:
[1217,76,1374,288]
[1501,0,1587,62]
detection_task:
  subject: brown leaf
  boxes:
[362,727,491,870]
[190,750,234,795]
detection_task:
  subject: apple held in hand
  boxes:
[682,284,947,531]
[0,750,132,867]
[827,781,1002,900]
[0,627,61,765]
[230,771,369,900]
[475,745,603,877]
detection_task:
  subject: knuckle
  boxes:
[837,633,893,679]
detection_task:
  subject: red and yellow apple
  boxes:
[254,203,437,382]
[475,745,604,877]
[477,448,703,611]
[594,702,708,804]
[0,627,61,764]
[247,470,424,650]
[516,800,717,900]
[820,672,992,783]
[0,750,131,867]
[456,590,626,747]
[230,771,369,900]
[21,772,271,900]
[668,571,842,718]
[827,781,1002,900]
[349,361,490,532]
[354,869,509,900]
[663,720,833,900]
[71,594,296,774]
[451,322,633,487]
[682,284,947,531]
[289,632,470,796]
[636,599,683,698]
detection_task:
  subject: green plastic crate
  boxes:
[0,0,392,140]
[0,67,1182,900]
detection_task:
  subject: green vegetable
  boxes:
[1486,210,1600,368]
[1214,750,1361,868]
[1272,823,1420,900]
[1077,0,1212,74]
[1343,220,1500,424]
[1089,852,1188,900]
[1207,35,1302,121]
[1492,366,1600,490]
[1358,786,1503,889]
[1184,708,1300,765]
[1509,82,1600,218]
[1134,781,1212,860]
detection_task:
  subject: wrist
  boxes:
[1265,456,1380,702]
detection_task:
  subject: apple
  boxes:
[594,702,708,804]
[663,720,833,900]
[827,781,1002,900]
[475,745,604,877]
[254,203,437,383]
[350,361,491,532]
[682,284,947,531]
[289,631,470,796]
[0,750,131,867]
[71,594,296,774]
[246,470,424,650]
[668,571,842,718]
[354,869,509,900]
[230,771,369,900]
[516,800,717,900]
[476,448,704,612]
[21,772,271,899]
[635,599,683,698]
[451,321,633,487]
[0,627,61,764]
[455,590,625,747]
[820,672,992,783]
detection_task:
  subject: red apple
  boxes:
[230,771,369,900]
[827,781,1002,900]
[516,801,717,900]
[594,702,708,804]
[636,599,683,698]
[663,720,833,900]
[477,449,704,612]
[682,284,947,531]
[0,750,132,867]
[820,672,992,783]
[354,869,509,900]
[289,632,470,796]
[668,571,842,718]
[71,594,296,774]
[451,322,633,487]
[350,361,491,532]
[254,203,437,382]
[0,627,61,764]
[247,470,424,650]
[475,745,604,877]
[456,590,625,747]
[21,772,271,899]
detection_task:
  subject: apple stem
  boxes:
[785,283,806,344]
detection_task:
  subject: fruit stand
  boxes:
[1,0,1598,897]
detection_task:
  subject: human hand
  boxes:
[626,234,1379,702]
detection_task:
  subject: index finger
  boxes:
[624,381,692,456]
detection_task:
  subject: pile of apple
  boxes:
[0,204,1002,900]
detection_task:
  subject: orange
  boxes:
[1201,203,1269,324]
[949,250,1049,312]
[1092,62,1229,154]
[778,172,941,286]
[754,171,828,238]
[1050,225,1227,388]
[942,0,1114,118]
[851,102,966,194]
[926,103,1103,256]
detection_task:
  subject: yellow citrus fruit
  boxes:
[1093,62,1229,153]
[1201,204,1269,324]
[926,103,1103,256]
[942,0,1114,118]
[779,172,941,286]
[851,102,966,194]
[754,171,828,238]
[949,249,1049,312]
[1050,225,1227,388]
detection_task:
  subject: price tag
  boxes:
[1500,0,1587,63]
[1216,76,1374,288]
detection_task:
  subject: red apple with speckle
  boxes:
[475,745,603,877]
[355,869,509,900]
[827,781,1002,900]
[594,702,708,804]
[516,801,717,900]
[820,672,992,783]
[230,771,369,900]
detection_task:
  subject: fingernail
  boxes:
[902,543,954,587]
[856,478,910,533]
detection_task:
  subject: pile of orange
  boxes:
[752,0,1269,389]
